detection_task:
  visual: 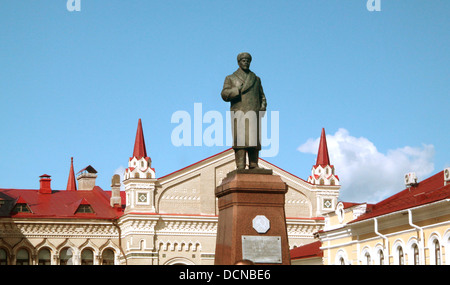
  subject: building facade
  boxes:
[318,169,450,265]
[0,120,339,265]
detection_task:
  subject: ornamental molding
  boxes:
[0,221,118,238]
[119,219,159,237]
[125,182,156,190]
[156,219,217,236]
[287,223,323,238]
[157,239,202,252]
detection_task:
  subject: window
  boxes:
[38,248,51,265]
[0,248,8,265]
[412,244,419,265]
[75,204,94,214]
[365,252,371,265]
[59,248,73,265]
[378,249,384,265]
[81,248,94,265]
[16,248,29,265]
[434,240,441,265]
[12,203,31,213]
[397,246,404,265]
[448,237,450,265]
[102,249,115,265]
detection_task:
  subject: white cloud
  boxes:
[298,128,435,203]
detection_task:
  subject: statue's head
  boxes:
[237,52,252,72]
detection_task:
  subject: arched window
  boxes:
[365,252,371,265]
[378,249,384,265]
[319,179,324,185]
[434,240,441,265]
[59,248,73,265]
[81,248,94,265]
[0,248,8,265]
[16,248,30,265]
[101,249,115,265]
[336,250,348,265]
[397,246,404,265]
[448,236,450,265]
[38,248,51,265]
[412,244,419,265]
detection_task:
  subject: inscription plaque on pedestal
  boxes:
[241,235,282,264]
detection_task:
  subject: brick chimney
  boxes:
[76,165,97,190]
[39,174,52,194]
[110,174,122,208]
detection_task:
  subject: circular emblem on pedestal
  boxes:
[252,215,270,234]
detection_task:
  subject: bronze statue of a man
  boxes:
[221,52,267,170]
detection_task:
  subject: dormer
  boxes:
[11,196,32,214]
[74,198,95,214]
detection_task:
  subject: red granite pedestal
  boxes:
[214,169,291,265]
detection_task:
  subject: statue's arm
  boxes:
[259,79,267,111]
[221,76,240,102]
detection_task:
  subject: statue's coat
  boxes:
[221,68,267,149]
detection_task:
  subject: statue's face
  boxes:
[238,57,251,71]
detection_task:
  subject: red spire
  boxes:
[133,119,147,159]
[316,128,330,167]
[66,157,77,191]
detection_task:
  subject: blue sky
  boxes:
[0,1,448,203]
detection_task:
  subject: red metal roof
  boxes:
[349,170,450,224]
[0,186,125,219]
[290,241,323,260]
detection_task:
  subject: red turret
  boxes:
[66,157,77,191]
[133,118,147,159]
[316,128,330,167]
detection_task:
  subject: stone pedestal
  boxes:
[214,169,291,265]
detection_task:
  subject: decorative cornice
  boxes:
[0,221,118,238]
